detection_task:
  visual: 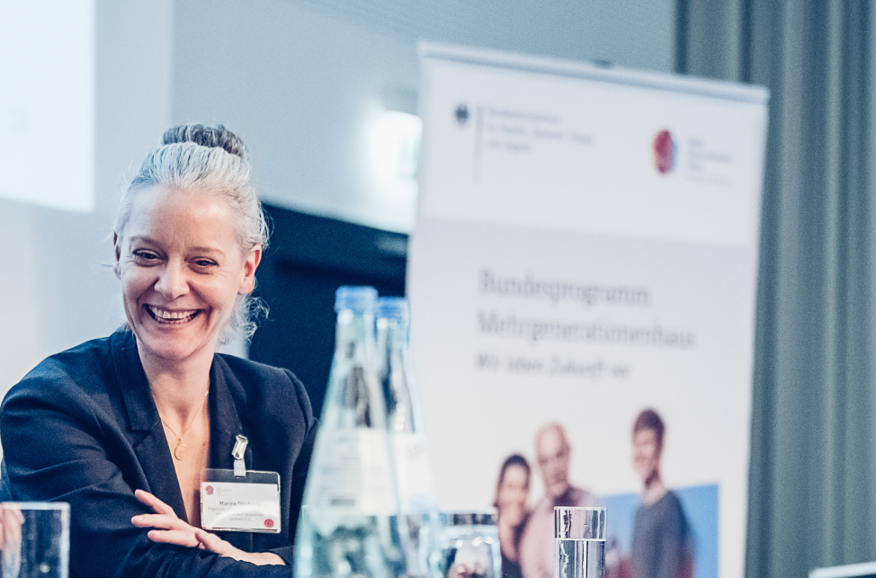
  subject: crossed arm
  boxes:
[130,490,284,567]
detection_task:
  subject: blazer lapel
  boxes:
[208,359,242,472]
[209,358,254,551]
[112,331,187,521]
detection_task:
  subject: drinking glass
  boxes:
[554,506,606,578]
[438,510,501,578]
[0,502,70,578]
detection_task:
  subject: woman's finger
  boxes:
[194,528,236,556]
[131,513,180,530]
[134,489,177,516]
[147,529,200,548]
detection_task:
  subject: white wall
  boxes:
[0,1,174,397]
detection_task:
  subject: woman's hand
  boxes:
[131,490,285,566]
[131,489,202,548]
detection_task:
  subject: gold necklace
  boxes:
[161,391,209,461]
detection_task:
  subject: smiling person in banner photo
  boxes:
[630,409,694,578]
[0,124,317,578]
[519,423,599,578]
[494,454,532,578]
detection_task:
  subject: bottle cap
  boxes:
[335,286,378,313]
[440,510,497,527]
[554,507,606,540]
[377,297,409,321]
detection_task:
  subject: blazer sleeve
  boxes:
[0,366,292,578]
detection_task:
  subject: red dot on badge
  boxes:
[205,485,214,495]
[264,519,275,528]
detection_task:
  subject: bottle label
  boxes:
[393,432,435,513]
[307,428,396,515]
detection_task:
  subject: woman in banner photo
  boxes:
[494,454,532,578]
[629,409,694,578]
[0,124,318,578]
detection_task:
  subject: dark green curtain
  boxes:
[677,1,876,576]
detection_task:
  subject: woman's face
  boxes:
[496,464,530,527]
[114,185,260,367]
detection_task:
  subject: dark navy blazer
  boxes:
[0,330,317,578]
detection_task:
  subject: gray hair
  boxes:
[115,124,269,342]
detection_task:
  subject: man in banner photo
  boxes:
[519,423,598,578]
[630,409,694,578]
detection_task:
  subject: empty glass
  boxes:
[0,502,70,578]
[438,510,501,578]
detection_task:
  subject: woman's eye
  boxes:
[195,259,217,268]
[132,251,159,262]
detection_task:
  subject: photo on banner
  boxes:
[408,44,768,578]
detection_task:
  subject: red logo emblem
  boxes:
[653,129,675,174]
[264,519,275,529]
[205,485,214,495]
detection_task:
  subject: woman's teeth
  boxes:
[146,305,199,322]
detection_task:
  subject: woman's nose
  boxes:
[154,262,189,299]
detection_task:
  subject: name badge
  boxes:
[201,469,282,533]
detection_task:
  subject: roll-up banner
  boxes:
[408,43,768,578]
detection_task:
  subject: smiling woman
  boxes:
[0,125,317,578]
[494,454,531,578]
[116,186,260,368]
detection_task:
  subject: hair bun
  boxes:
[161,123,247,160]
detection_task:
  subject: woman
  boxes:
[494,454,531,578]
[0,124,317,577]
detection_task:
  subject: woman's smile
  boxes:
[144,304,202,324]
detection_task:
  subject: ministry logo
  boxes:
[653,129,675,174]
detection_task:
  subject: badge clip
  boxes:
[232,434,248,477]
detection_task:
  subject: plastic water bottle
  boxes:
[295,286,403,578]
[377,297,439,577]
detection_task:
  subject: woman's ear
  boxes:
[239,245,262,295]
[113,232,121,279]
